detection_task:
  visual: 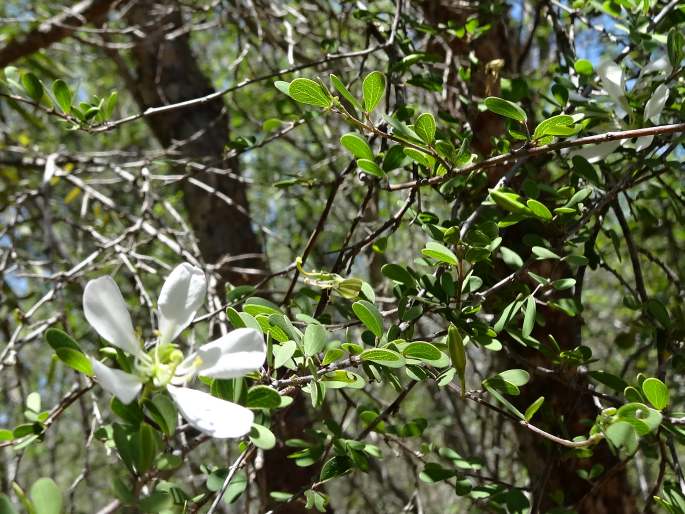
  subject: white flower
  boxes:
[597,60,631,118]
[644,84,669,125]
[83,263,266,439]
[570,140,621,164]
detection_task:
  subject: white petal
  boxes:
[166,385,253,438]
[90,358,143,404]
[157,263,207,344]
[598,60,625,104]
[196,328,266,379]
[644,84,669,125]
[570,140,621,164]
[640,55,672,78]
[83,276,142,357]
[635,135,653,152]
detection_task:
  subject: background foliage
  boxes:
[1,0,684,513]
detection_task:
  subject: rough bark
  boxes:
[421,3,638,512]
[123,1,262,285]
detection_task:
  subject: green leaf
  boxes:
[321,370,366,389]
[500,246,523,269]
[223,471,248,504]
[288,78,331,108]
[356,158,385,178]
[531,246,560,260]
[249,423,276,450]
[421,241,458,266]
[362,71,385,113]
[144,394,177,436]
[490,190,527,212]
[419,462,457,483]
[21,72,43,102]
[135,423,158,474]
[340,133,374,160]
[336,277,362,299]
[617,403,663,435]
[273,340,297,369]
[498,369,530,387]
[589,370,628,392]
[320,456,352,482]
[524,396,545,421]
[574,59,594,76]
[29,478,62,514]
[605,421,638,453]
[381,263,415,285]
[304,489,328,512]
[52,79,72,114]
[642,378,669,410]
[552,278,576,290]
[56,348,93,376]
[526,199,552,220]
[533,114,574,142]
[667,27,685,67]
[447,325,467,396]
[304,323,327,357]
[403,342,444,365]
[246,386,281,409]
[329,74,361,110]
[484,96,527,123]
[321,348,344,366]
[45,328,81,352]
[0,494,18,514]
[352,300,383,338]
[383,144,410,171]
[484,382,525,419]
[274,80,291,96]
[414,113,436,144]
[403,148,433,168]
[645,298,671,329]
[46,329,93,375]
[522,296,536,338]
[360,348,405,368]
[26,392,40,413]
[104,91,118,119]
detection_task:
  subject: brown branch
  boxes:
[388,123,685,191]
[0,0,121,67]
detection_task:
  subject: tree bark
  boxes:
[123,0,262,285]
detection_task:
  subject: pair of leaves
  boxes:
[277,71,386,113]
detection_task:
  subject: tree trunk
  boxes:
[123,1,262,285]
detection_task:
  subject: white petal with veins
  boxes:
[167,385,253,438]
[90,358,143,404]
[158,263,206,344]
[83,276,142,357]
[196,328,266,379]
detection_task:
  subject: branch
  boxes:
[0,0,120,67]
[388,123,685,191]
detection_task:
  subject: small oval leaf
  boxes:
[288,78,332,108]
[362,71,386,113]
